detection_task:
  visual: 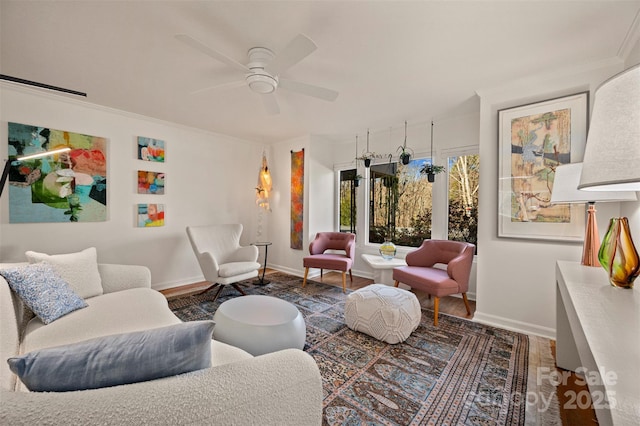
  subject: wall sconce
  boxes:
[255,152,272,211]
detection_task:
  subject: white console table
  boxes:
[556,260,640,426]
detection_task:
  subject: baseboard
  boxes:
[473,311,555,340]
[152,275,204,291]
[447,292,477,302]
[268,264,304,278]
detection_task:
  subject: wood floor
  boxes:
[160,269,597,424]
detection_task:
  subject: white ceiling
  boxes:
[2,1,639,143]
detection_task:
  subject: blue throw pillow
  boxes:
[7,321,215,392]
[0,263,87,324]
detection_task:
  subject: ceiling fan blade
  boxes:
[190,79,245,95]
[261,93,280,115]
[279,78,338,102]
[269,34,317,74]
[175,34,249,73]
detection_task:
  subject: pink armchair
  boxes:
[393,239,475,326]
[302,232,356,293]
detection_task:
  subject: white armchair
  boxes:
[186,224,261,301]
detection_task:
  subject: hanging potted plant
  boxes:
[397,146,414,165]
[355,129,383,168]
[420,163,446,183]
[356,153,378,168]
[420,120,445,182]
[396,121,414,165]
[353,173,363,187]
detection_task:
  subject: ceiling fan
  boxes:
[175,33,339,115]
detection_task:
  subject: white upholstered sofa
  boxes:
[0,262,323,425]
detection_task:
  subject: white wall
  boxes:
[622,38,640,239]
[0,85,263,289]
[307,136,337,241]
[265,135,310,276]
[474,58,638,338]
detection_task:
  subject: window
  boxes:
[339,169,358,233]
[369,159,433,247]
[447,154,479,250]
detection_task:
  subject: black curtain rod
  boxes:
[0,74,87,97]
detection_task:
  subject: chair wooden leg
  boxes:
[209,285,225,302]
[197,283,219,296]
[462,293,472,316]
[433,297,440,326]
[394,280,400,288]
[320,269,323,279]
[341,271,347,293]
[232,283,246,296]
[302,267,309,288]
[348,269,353,282]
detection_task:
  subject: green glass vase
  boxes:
[598,217,640,289]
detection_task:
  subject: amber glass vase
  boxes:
[598,217,640,289]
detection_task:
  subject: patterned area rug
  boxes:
[168,272,559,425]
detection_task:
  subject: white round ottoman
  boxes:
[213,295,306,356]
[344,284,421,344]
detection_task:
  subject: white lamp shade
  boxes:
[551,163,637,203]
[579,64,640,191]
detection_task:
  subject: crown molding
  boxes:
[0,82,258,147]
[618,7,640,60]
[475,56,623,100]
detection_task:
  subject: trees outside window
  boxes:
[336,152,478,252]
[448,154,479,251]
[339,169,357,233]
[369,159,432,247]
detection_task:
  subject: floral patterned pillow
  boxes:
[0,263,87,324]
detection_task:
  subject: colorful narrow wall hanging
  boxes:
[7,122,107,223]
[290,149,304,249]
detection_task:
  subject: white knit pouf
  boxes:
[344,284,421,344]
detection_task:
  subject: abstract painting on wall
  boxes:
[290,149,304,249]
[137,170,165,194]
[137,137,165,162]
[7,122,107,223]
[497,92,588,241]
[137,203,164,227]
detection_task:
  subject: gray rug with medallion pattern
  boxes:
[168,272,559,425]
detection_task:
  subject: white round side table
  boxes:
[213,295,306,356]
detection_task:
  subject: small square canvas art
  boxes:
[137,203,164,227]
[137,137,165,162]
[138,170,165,194]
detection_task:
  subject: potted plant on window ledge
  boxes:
[420,163,445,182]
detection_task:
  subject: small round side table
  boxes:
[251,241,272,285]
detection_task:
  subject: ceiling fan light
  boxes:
[246,74,277,94]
